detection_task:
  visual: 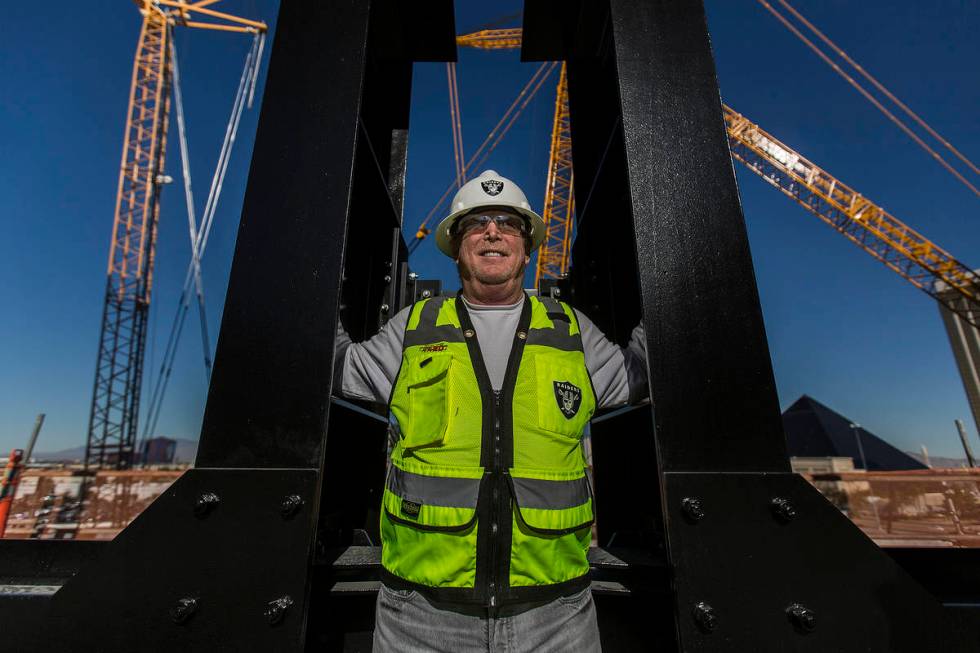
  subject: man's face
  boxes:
[454,209,530,287]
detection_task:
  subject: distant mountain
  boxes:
[33,438,199,464]
[32,444,86,463]
[905,451,971,469]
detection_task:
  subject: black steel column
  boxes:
[524,1,977,650]
[607,0,787,473]
[194,0,451,470]
[0,3,456,651]
[194,0,372,469]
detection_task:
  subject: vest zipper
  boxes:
[453,295,530,609]
[488,389,503,608]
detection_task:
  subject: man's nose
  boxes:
[483,222,502,240]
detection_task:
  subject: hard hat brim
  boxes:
[434,206,547,258]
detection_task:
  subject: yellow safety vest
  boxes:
[381,294,597,607]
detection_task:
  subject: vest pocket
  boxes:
[397,353,453,449]
[534,359,594,439]
[508,471,594,534]
[382,494,477,531]
[380,465,481,589]
[382,464,480,531]
[508,469,593,587]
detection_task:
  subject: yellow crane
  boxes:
[725,106,980,328]
[85,1,266,469]
[453,30,575,287]
[447,28,979,329]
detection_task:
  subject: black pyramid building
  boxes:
[782,395,927,471]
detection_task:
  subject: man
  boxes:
[335,170,647,652]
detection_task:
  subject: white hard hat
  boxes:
[435,170,546,257]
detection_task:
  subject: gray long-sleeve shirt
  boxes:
[336,295,647,409]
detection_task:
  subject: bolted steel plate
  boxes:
[664,472,976,652]
[21,468,318,652]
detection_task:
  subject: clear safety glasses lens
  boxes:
[457,214,526,236]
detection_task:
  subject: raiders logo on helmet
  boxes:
[480,179,504,196]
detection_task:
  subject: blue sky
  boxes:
[1,1,977,460]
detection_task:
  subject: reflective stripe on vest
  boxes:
[403,298,466,347]
[524,296,582,352]
[383,294,597,602]
[387,465,480,509]
[509,474,590,510]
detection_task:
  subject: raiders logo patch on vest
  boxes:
[553,381,582,419]
[480,179,504,196]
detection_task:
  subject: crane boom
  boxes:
[85,2,266,470]
[724,105,980,328]
[86,6,172,469]
[456,28,523,50]
[534,64,574,286]
[455,32,574,285]
[455,28,979,329]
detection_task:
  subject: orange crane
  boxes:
[445,28,979,329]
[85,1,266,470]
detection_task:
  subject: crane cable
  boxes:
[756,0,980,199]
[410,61,556,253]
[142,31,265,440]
[773,0,980,178]
[447,62,466,188]
[409,61,559,254]
[170,26,214,386]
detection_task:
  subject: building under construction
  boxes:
[2,0,980,651]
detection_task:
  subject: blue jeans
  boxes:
[373,584,602,652]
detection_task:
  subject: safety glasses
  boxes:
[455,213,527,237]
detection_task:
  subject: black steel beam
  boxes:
[1,3,455,651]
[19,469,318,651]
[526,0,786,472]
[195,0,454,470]
[0,540,104,585]
[664,472,975,650]
[607,0,787,473]
[194,0,374,469]
[524,0,980,650]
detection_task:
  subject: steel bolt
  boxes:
[170,597,198,624]
[383,275,392,283]
[771,497,797,523]
[380,304,390,313]
[786,603,816,633]
[681,497,705,523]
[194,492,220,517]
[692,601,717,633]
[408,272,418,280]
[280,494,304,519]
[265,595,294,625]
[421,290,432,298]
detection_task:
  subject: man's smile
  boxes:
[478,248,509,258]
